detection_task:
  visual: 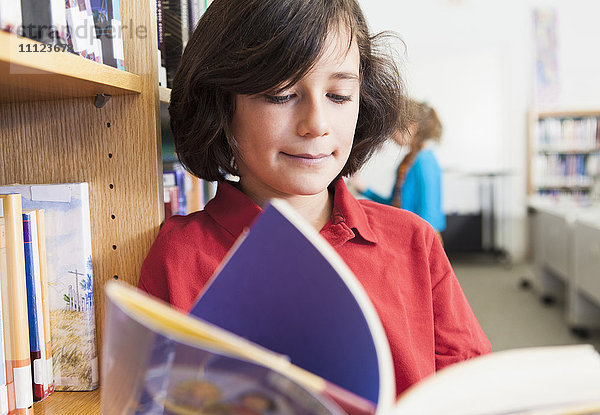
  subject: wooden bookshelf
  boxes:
[537,109,600,119]
[0,31,142,103]
[159,86,171,104]
[0,0,162,412]
[33,390,100,414]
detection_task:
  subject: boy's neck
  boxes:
[237,180,334,231]
[285,190,334,231]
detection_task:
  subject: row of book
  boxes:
[0,0,125,70]
[163,164,217,219]
[157,0,213,87]
[536,116,600,152]
[533,153,599,189]
[0,184,98,414]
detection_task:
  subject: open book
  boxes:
[102,200,600,415]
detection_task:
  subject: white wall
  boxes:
[357,0,600,261]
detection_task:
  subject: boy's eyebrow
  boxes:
[331,72,360,81]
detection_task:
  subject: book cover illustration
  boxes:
[102,282,346,415]
[191,199,394,408]
[136,342,345,415]
[0,184,98,391]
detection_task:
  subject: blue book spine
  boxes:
[23,212,47,401]
[23,213,41,354]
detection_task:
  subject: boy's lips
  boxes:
[281,152,333,164]
[288,153,330,159]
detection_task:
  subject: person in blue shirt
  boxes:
[359,101,446,234]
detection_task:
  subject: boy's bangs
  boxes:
[230,1,357,95]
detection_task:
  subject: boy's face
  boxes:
[231,29,360,203]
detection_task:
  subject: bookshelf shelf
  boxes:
[0,31,142,103]
[159,86,171,104]
[538,109,600,119]
[33,390,100,414]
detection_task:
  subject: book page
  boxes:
[392,345,600,415]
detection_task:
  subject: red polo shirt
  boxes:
[139,179,491,396]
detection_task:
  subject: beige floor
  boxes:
[450,255,600,352]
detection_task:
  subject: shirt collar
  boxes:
[329,179,378,245]
[204,181,262,239]
[204,179,378,244]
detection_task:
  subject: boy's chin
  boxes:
[282,177,338,197]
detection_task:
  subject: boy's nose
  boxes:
[296,98,329,138]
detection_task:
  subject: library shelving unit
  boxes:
[528,109,600,201]
[159,85,171,105]
[0,0,162,412]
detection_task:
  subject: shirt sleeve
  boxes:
[428,233,492,370]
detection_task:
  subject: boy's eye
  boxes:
[263,94,294,104]
[327,93,352,104]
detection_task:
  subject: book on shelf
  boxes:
[533,114,600,200]
[103,199,600,415]
[34,210,54,396]
[20,0,68,45]
[90,0,125,70]
[184,171,214,213]
[0,184,98,392]
[65,0,100,62]
[0,221,9,415]
[21,211,51,401]
[163,172,179,220]
[162,0,189,87]
[163,169,186,215]
[537,116,599,151]
[188,0,206,32]
[0,195,34,415]
[0,2,22,33]
[156,0,168,86]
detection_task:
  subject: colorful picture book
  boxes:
[0,184,98,392]
[104,200,600,414]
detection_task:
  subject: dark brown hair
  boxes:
[170,0,408,181]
